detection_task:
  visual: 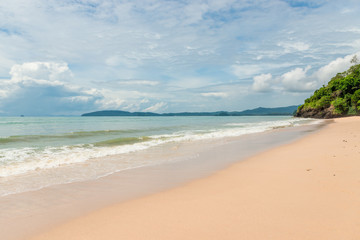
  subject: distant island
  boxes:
[82,105,299,117]
[296,59,360,118]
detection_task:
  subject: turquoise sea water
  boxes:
[0,116,317,196]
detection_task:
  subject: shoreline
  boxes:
[0,120,327,239]
[0,116,310,197]
[29,116,360,240]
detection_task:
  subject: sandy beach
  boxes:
[29,116,360,240]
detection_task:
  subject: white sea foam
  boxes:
[0,117,317,179]
[0,116,322,197]
[0,140,165,177]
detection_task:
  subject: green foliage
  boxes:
[297,63,360,117]
[332,98,348,114]
[315,95,331,109]
[348,106,357,115]
[351,89,360,105]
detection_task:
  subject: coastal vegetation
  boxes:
[296,57,360,118]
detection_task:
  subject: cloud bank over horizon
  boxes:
[0,0,360,115]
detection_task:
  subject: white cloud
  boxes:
[252,73,273,92]
[140,98,149,104]
[0,55,16,76]
[255,52,360,94]
[0,88,9,98]
[336,27,360,33]
[143,102,167,112]
[116,80,160,86]
[332,40,360,50]
[0,62,102,116]
[201,92,228,98]
[281,65,317,92]
[105,55,140,68]
[231,64,261,78]
[9,62,73,83]
[207,0,236,11]
[340,8,354,14]
[62,96,94,103]
[277,41,310,53]
[315,53,358,83]
[95,98,125,110]
[171,77,217,89]
[1,1,360,113]
[183,3,209,25]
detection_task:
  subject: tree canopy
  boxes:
[296,61,360,118]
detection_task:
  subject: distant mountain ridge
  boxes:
[81,105,299,117]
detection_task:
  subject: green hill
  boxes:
[236,106,299,116]
[295,61,360,118]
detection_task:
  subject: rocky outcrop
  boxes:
[295,105,342,119]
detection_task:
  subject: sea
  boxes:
[0,116,318,197]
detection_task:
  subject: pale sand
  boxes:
[31,117,360,240]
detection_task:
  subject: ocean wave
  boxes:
[0,117,319,178]
[0,127,171,145]
[0,139,165,177]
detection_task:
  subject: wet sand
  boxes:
[28,117,360,240]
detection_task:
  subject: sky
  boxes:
[0,0,360,116]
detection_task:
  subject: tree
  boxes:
[351,55,358,65]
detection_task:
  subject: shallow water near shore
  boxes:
[0,116,317,197]
[0,118,326,240]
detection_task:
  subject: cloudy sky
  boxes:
[0,0,360,116]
